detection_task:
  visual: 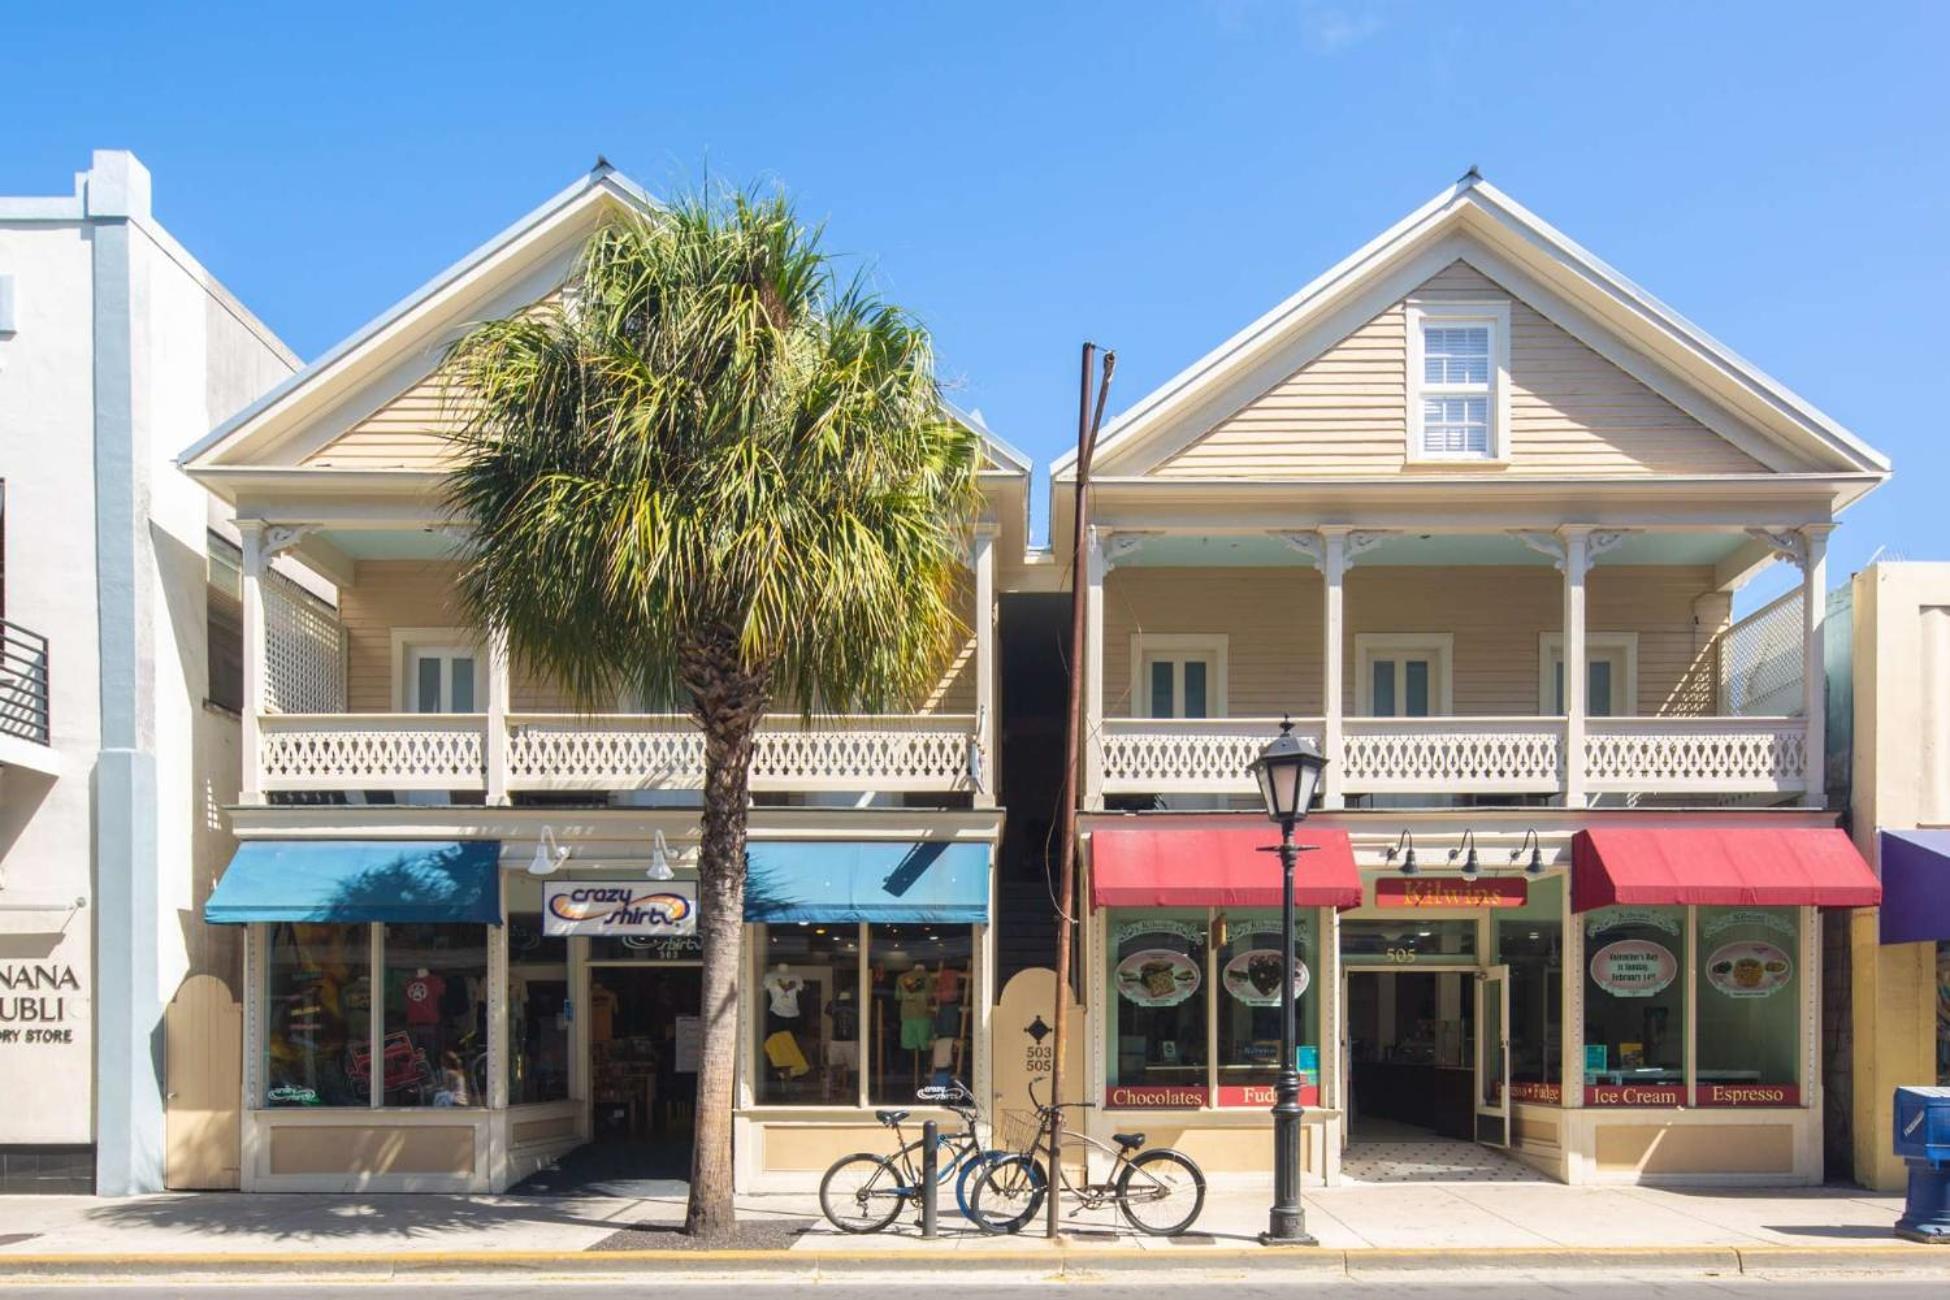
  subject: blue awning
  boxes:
[1881,830,1950,944]
[743,841,991,924]
[204,840,503,925]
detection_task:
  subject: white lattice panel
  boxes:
[1721,589,1804,717]
[264,574,345,714]
[259,714,487,790]
[506,713,976,792]
[1585,717,1807,794]
[1340,717,1563,794]
[1099,717,1314,794]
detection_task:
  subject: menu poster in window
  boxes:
[1704,942,1793,998]
[1589,939,1677,998]
[1220,949,1309,1006]
[673,1015,701,1073]
[1114,949,1201,1007]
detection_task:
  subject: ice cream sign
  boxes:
[1589,939,1677,997]
[543,881,697,937]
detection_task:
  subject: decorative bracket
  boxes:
[1512,528,1632,578]
[1746,527,1809,572]
[1274,531,1322,565]
[1096,529,1160,572]
[1346,530,1394,564]
[1273,529,1394,572]
[1512,531,1566,570]
[262,524,316,561]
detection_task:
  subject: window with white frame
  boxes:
[1356,634,1453,717]
[1408,301,1510,462]
[1539,633,1638,718]
[1133,635,1227,719]
[392,629,484,713]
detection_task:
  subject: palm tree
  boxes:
[443,190,980,1236]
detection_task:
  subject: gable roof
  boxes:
[1052,173,1889,487]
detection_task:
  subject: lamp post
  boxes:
[1247,717,1328,1247]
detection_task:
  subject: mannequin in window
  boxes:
[825,988,859,1099]
[895,966,933,1063]
[762,962,810,1083]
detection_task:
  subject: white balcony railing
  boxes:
[1100,717,1320,795]
[1096,714,1810,801]
[1584,716,1806,795]
[1341,716,1564,796]
[256,712,977,796]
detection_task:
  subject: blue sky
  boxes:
[4,2,1944,606]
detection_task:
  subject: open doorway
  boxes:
[1344,968,1476,1141]
[588,965,702,1178]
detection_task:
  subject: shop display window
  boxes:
[380,924,488,1107]
[1495,874,1564,1103]
[753,924,858,1105]
[1693,907,1802,1106]
[1214,910,1319,1102]
[1582,906,1687,1106]
[507,910,571,1105]
[1940,941,1950,1087]
[264,923,370,1107]
[868,924,974,1104]
[1106,910,1208,1100]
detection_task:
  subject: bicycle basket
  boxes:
[996,1108,1046,1153]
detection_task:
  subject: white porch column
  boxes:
[1561,527,1590,807]
[972,524,998,808]
[1321,529,1348,809]
[1800,525,1830,808]
[486,626,511,806]
[1082,527,1108,811]
[238,522,268,806]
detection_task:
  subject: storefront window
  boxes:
[754,924,858,1105]
[1583,906,1686,1106]
[1694,907,1802,1106]
[1106,910,1208,1103]
[264,923,370,1107]
[1495,875,1563,1103]
[868,924,974,1104]
[508,910,570,1105]
[1214,910,1320,1104]
[1341,918,1478,964]
[1940,941,1950,1087]
[381,923,487,1107]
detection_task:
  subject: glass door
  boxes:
[1475,965,1510,1146]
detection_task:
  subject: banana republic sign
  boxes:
[0,962,81,1044]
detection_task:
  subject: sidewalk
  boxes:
[0,1181,1941,1279]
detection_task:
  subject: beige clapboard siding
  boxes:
[303,371,472,469]
[341,561,974,716]
[1103,565,1716,719]
[1158,260,1765,478]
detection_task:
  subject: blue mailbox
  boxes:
[1893,1086,1950,1242]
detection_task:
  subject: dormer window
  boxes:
[1407,299,1511,463]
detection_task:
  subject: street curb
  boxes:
[3,1242,1949,1282]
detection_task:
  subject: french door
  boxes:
[1475,964,1511,1146]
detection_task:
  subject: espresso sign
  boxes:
[1375,878,1528,909]
[543,881,697,937]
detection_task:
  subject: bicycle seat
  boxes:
[875,1109,910,1127]
[1113,1131,1146,1151]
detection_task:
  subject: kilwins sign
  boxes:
[0,963,82,1044]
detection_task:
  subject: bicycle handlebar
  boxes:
[1027,1075,1094,1114]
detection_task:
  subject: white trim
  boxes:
[1129,633,1230,719]
[390,627,486,712]
[1354,633,1455,716]
[1539,632,1640,718]
[1406,299,1512,463]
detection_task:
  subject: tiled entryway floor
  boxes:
[1340,1139,1550,1183]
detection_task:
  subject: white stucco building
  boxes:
[0,151,301,1193]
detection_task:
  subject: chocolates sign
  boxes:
[1374,878,1528,908]
[1107,1081,1322,1109]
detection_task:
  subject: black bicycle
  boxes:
[817,1080,1008,1232]
[967,1076,1206,1236]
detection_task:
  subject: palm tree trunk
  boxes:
[684,638,769,1238]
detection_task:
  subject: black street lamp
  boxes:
[1246,717,1328,1247]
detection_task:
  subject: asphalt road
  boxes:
[0,1281,1937,1298]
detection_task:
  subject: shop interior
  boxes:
[585,965,702,1179]
[1344,968,1477,1141]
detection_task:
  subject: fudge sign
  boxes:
[0,963,81,1044]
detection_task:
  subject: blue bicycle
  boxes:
[817,1080,1006,1232]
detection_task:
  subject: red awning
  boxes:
[1089,825,1362,909]
[1572,827,1881,912]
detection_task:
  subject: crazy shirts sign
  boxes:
[543,881,697,937]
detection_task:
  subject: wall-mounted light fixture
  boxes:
[1386,830,1418,876]
[527,825,569,877]
[647,827,676,880]
[1448,830,1481,878]
[1510,828,1545,877]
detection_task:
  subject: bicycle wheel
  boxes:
[1115,1148,1206,1236]
[819,1153,908,1233]
[954,1148,1010,1221]
[967,1152,1047,1235]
